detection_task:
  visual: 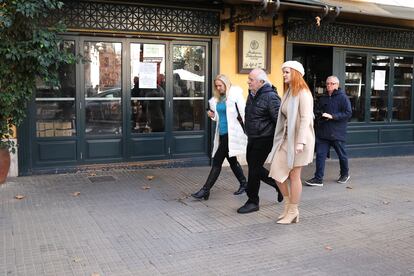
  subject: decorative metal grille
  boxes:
[46,1,220,37]
[287,19,414,50]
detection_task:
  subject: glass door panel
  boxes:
[345,53,366,122]
[84,41,122,135]
[392,56,413,121]
[172,45,206,131]
[130,43,166,133]
[370,55,390,122]
[35,41,76,137]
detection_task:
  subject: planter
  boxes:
[0,148,11,184]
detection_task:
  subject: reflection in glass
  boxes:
[84,42,122,135]
[392,56,412,121]
[370,55,390,122]
[345,54,366,122]
[174,100,204,130]
[172,45,206,131]
[35,41,76,137]
[130,43,166,133]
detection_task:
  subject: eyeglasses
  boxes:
[326,82,338,85]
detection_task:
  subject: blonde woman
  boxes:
[269,61,315,224]
[192,74,248,200]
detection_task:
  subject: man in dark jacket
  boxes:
[237,68,283,214]
[305,76,352,187]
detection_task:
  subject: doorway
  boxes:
[292,45,333,98]
[29,36,211,171]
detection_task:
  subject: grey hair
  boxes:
[326,75,340,84]
[252,68,270,84]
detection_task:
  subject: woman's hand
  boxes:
[295,143,304,154]
[207,110,215,118]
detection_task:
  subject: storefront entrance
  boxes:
[23,36,211,173]
[288,42,414,157]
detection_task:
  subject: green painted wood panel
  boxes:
[38,141,77,161]
[381,128,414,143]
[347,129,378,145]
[131,136,165,157]
[173,134,205,154]
[86,139,122,159]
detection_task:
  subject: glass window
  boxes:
[35,41,76,137]
[345,54,366,122]
[172,45,206,131]
[392,56,412,121]
[370,55,390,122]
[84,42,122,135]
[130,43,166,133]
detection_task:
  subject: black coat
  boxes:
[315,88,352,141]
[245,83,280,139]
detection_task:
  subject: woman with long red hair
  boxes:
[269,61,315,224]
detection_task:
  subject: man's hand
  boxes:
[322,113,333,119]
[295,143,304,154]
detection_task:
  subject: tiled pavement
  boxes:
[1,156,414,276]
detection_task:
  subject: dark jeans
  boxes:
[246,136,274,205]
[314,137,349,181]
[212,134,239,168]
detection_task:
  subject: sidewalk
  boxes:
[1,156,413,276]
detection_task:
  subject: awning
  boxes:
[173,69,205,82]
[222,0,326,6]
[320,0,414,21]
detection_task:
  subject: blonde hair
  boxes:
[284,68,311,97]
[213,74,231,101]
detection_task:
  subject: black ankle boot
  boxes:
[191,166,221,200]
[234,180,247,195]
[230,162,247,195]
[191,188,210,200]
[260,168,283,202]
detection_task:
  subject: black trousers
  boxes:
[212,134,239,168]
[246,136,274,205]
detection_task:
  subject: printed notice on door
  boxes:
[242,30,267,69]
[374,70,386,90]
[139,63,157,89]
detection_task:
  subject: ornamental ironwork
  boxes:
[46,1,220,37]
[287,19,414,50]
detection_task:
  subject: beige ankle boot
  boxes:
[278,196,290,219]
[277,203,299,224]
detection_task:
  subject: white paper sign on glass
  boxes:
[139,63,157,89]
[374,70,386,90]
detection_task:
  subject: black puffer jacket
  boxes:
[245,83,281,138]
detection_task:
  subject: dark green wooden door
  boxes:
[26,37,210,173]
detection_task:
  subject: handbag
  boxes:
[235,103,246,133]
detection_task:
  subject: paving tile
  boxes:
[0,156,413,275]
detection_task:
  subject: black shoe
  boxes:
[304,178,323,187]
[259,169,283,202]
[233,181,247,195]
[230,162,247,195]
[277,192,283,203]
[191,188,210,200]
[237,202,259,214]
[337,175,350,184]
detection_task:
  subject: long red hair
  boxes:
[284,68,311,96]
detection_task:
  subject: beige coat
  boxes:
[271,89,315,169]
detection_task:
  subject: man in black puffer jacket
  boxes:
[237,68,283,214]
[305,75,352,187]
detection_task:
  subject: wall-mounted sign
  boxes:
[237,26,272,74]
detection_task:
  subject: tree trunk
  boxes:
[0,148,11,184]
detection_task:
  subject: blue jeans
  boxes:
[314,138,349,181]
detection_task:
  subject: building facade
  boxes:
[15,0,414,175]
